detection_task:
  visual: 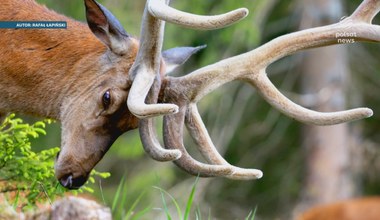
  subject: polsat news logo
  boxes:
[336,32,357,43]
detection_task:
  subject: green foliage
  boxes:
[183,177,199,220]
[157,182,257,220]
[110,177,201,220]
[0,114,110,210]
[154,177,199,220]
[110,174,151,220]
[0,114,61,209]
[245,207,257,220]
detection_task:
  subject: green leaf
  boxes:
[112,174,127,212]
[99,172,111,178]
[245,206,257,220]
[33,121,46,128]
[124,190,146,220]
[33,128,47,135]
[158,187,172,220]
[130,205,152,220]
[154,186,183,220]
[184,177,199,220]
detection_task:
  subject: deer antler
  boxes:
[127,0,181,161]
[127,0,249,120]
[129,0,255,162]
[133,0,379,179]
[147,0,249,30]
[127,0,178,119]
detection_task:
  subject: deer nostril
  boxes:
[59,174,88,190]
[55,151,60,160]
[59,174,73,188]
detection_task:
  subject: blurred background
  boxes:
[29,0,380,219]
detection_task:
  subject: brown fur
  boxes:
[297,197,380,220]
[0,0,139,183]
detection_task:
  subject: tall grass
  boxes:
[107,176,257,220]
[109,175,151,220]
[153,176,199,220]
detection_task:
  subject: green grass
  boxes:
[153,176,199,220]
[245,206,257,220]
[108,176,258,220]
[109,174,151,220]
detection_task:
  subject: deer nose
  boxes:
[59,174,88,189]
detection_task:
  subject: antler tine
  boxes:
[185,104,263,179]
[249,70,373,125]
[139,119,181,161]
[350,0,380,23]
[163,104,236,177]
[185,104,226,164]
[139,77,181,161]
[131,0,182,160]
[158,91,262,179]
[127,0,178,119]
[148,0,249,30]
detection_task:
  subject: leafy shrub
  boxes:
[0,114,110,210]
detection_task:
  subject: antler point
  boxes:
[241,8,249,17]
[364,108,374,118]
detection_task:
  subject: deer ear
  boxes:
[162,45,207,74]
[84,0,131,55]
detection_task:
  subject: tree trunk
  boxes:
[295,0,357,214]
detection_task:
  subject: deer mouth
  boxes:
[55,154,91,189]
[59,173,89,189]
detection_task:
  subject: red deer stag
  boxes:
[0,0,379,189]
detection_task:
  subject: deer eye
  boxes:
[102,90,111,109]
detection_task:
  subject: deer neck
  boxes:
[0,1,107,120]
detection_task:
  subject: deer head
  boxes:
[55,0,207,189]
